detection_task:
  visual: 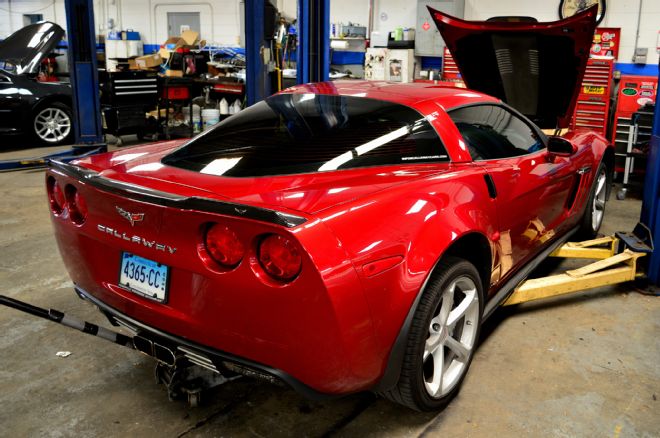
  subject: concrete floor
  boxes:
[0,140,659,437]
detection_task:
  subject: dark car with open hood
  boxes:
[0,22,73,146]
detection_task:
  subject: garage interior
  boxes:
[0,0,659,436]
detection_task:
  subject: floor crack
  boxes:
[321,394,377,437]
[176,396,245,438]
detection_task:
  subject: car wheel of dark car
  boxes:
[32,102,73,146]
[383,256,483,411]
[577,162,608,239]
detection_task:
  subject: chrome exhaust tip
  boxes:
[134,335,178,367]
[153,343,177,367]
[133,335,154,357]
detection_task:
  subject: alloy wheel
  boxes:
[592,169,607,231]
[34,107,72,144]
[423,275,480,398]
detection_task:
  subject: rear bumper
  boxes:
[75,285,336,400]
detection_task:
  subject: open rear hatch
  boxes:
[428,6,597,129]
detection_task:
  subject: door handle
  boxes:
[577,166,592,175]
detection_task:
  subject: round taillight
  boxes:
[66,185,88,225]
[47,177,66,215]
[204,224,245,267]
[258,234,302,281]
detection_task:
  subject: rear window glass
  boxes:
[162,94,449,177]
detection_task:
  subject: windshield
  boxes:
[162,94,449,177]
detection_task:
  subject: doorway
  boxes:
[167,12,200,36]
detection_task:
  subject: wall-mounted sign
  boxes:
[591,27,620,59]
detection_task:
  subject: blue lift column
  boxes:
[640,61,660,286]
[64,0,105,149]
[245,0,270,106]
[0,0,105,170]
[296,0,330,83]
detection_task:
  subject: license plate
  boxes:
[119,252,169,302]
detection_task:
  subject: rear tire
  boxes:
[577,162,608,239]
[31,102,74,146]
[382,256,484,411]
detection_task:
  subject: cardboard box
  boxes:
[159,30,201,64]
[162,36,185,50]
[159,37,186,61]
[158,47,171,60]
[135,53,162,69]
[128,59,138,70]
[164,69,183,77]
[180,30,199,46]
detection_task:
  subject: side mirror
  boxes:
[547,136,577,157]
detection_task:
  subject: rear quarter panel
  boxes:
[316,163,498,376]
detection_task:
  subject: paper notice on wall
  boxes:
[389,59,402,82]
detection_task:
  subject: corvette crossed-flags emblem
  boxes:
[116,206,145,226]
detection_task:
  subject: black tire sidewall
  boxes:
[32,102,74,146]
[407,258,484,411]
[578,162,608,238]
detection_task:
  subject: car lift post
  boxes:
[0,0,106,172]
[245,0,267,106]
[639,61,660,288]
[64,0,105,150]
[296,0,330,84]
[245,0,330,105]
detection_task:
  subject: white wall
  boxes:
[112,0,243,46]
[370,0,660,66]
[331,0,369,28]
[0,0,658,66]
[0,0,242,46]
[372,0,415,33]
[276,0,297,21]
[0,0,65,37]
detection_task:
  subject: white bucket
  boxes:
[202,109,220,131]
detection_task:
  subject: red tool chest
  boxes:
[569,58,613,136]
[610,75,658,173]
[441,47,464,85]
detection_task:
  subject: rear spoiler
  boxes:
[48,160,308,228]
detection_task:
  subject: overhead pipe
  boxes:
[632,0,643,61]
[367,0,374,37]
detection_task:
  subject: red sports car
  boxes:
[46,7,611,410]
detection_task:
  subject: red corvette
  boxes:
[46,8,611,410]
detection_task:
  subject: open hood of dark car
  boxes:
[429,6,597,129]
[0,22,64,75]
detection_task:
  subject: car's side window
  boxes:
[449,104,545,161]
